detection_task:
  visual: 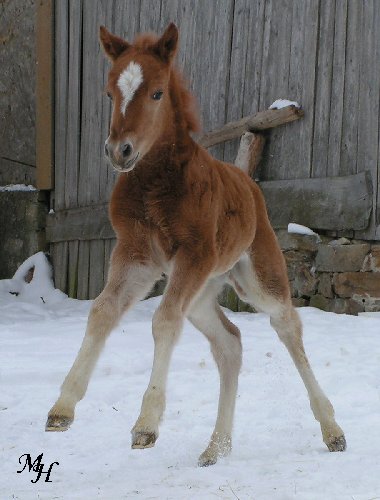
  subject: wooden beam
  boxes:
[259,171,373,231]
[36,0,54,190]
[198,105,304,148]
[46,203,114,243]
[46,172,372,242]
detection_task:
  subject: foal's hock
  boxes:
[46,23,346,466]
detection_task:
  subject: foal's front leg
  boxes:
[131,250,213,449]
[46,247,159,431]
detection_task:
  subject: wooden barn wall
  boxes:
[50,0,380,298]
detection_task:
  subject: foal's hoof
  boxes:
[327,434,346,452]
[198,435,232,467]
[45,415,73,432]
[131,430,157,449]
[198,450,218,467]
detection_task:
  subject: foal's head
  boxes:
[100,23,196,173]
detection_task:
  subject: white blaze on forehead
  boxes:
[117,62,143,115]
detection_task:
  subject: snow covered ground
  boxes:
[1,256,380,499]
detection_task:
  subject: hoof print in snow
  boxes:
[45,415,73,432]
[327,434,346,452]
[131,430,157,449]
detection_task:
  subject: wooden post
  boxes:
[36,0,54,190]
[234,132,266,177]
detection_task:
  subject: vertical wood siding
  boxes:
[51,0,380,298]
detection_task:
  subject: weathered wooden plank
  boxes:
[224,0,266,164]
[198,106,304,148]
[54,0,69,210]
[77,241,90,299]
[340,0,362,176]
[78,0,104,207]
[36,0,54,190]
[259,171,373,231]
[355,1,380,239]
[50,244,59,288]
[64,0,83,209]
[223,0,251,165]
[88,240,105,299]
[139,0,161,32]
[241,0,266,121]
[47,171,373,243]
[52,242,68,293]
[296,0,319,179]
[46,203,113,243]
[327,0,348,177]
[260,0,294,181]
[68,240,79,298]
[312,0,335,178]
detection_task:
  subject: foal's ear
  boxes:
[99,26,130,61]
[153,23,178,63]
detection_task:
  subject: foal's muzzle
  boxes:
[104,139,140,172]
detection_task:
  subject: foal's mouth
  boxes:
[109,152,140,173]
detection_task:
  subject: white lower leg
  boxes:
[46,260,159,431]
[189,298,242,466]
[47,295,119,427]
[131,307,183,448]
[271,308,345,451]
[198,333,241,465]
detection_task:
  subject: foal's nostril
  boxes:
[104,142,110,157]
[121,142,133,158]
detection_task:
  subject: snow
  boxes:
[2,256,380,499]
[0,184,36,192]
[0,252,66,305]
[288,223,320,240]
[269,99,300,110]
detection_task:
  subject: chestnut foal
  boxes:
[46,23,346,465]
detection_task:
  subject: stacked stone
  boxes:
[277,230,380,315]
[0,191,47,279]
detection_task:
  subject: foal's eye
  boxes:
[152,90,163,101]
[106,92,112,100]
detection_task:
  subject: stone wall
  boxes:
[0,1,48,280]
[0,190,48,279]
[219,231,380,315]
[0,0,36,185]
[279,231,380,315]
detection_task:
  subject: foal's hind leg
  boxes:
[188,282,242,466]
[270,307,346,451]
[230,233,346,452]
[46,244,160,431]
